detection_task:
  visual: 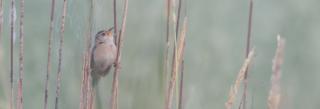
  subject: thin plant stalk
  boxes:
[87,13,94,109]
[86,0,94,108]
[17,0,25,108]
[268,35,285,109]
[80,0,94,108]
[225,50,255,109]
[9,0,15,108]
[175,0,183,108]
[44,0,56,108]
[165,18,187,109]
[0,0,3,42]
[80,0,91,108]
[113,0,118,45]
[79,52,87,109]
[241,0,253,108]
[54,0,67,108]
[163,0,171,89]
[86,75,93,109]
[175,0,182,38]
[178,60,184,109]
[111,0,128,109]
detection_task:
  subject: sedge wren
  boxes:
[91,27,117,87]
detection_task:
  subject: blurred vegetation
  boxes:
[1,0,320,109]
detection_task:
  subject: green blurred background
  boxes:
[1,0,320,109]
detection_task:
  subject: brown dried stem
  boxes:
[241,0,253,108]
[80,0,94,109]
[17,0,25,108]
[79,52,87,109]
[43,0,55,108]
[178,60,184,109]
[86,0,94,109]
[175,0,182,38]
[0,0,3,42]
[225,49,255,109]
[176,0,184,108]
[268,35,285,109]
[9,0,15,108]
[113,0,118,45]
[165,17,187,109]
[163,0,171,89]
[111,0,128,109]
[54,0,67,109]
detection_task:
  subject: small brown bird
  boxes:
[91,27,117,87]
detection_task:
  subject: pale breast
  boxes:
[93,44,117,72]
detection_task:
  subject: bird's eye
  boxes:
[101,32,106,36]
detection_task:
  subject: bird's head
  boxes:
[95,27,114,44]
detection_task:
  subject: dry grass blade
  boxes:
[55,0,67,109]
[113,0,118,45]
[268,35,285,109]
[44,0,55,109]
[9,0,15,108]
[241,0,253,108]
[79,53,87,109]
[17,0,25,108]
[111,0,128,109]
[175,0,182,38]
[165,17,187,109]
[163,0,171,92]
[86,76,93,109]
[225,49,255,109]
[178,60,184,109]
[80,0,94,109]
[173,0,184,105]
[0,0,3,42]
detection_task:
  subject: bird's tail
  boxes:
[92,77,99,88]
[91,72,102,109]
[91,71,100,88]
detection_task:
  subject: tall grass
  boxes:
[17,0,25,108]
[79,0,94,109]
[43,0,56,108]
[54,0,68,108]
[268,35,285,109]
[165,17,187,109]
[240,0,254,108]
[1,0,292,109]
[225,50,255,109]
[9,0,15,108]
[0,0,2,42]
[111,0,129,108]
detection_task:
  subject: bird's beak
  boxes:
[106,27,114,32]
[105,27,114,37]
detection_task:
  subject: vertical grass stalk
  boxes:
[268,35,285,109]
[175,0,184,108]
[86,0,94,108]
[54,0,67,108]
[165,18,187,109]
[163,0,171,91]
[240,0,253,108]
[79,52,87,109]
[44,0,56,108]
[17,0,25,108]
[111,0,129,109]
[9,0,15,108]
[0,0,3,42]
[178,60,184,109]
[225,50,255,109]
[113,0,118,45]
